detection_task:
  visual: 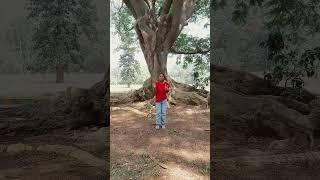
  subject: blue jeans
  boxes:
[155,100,167,125]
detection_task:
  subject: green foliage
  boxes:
[168,62,194,85]
[174,34,210,89]
[214,0,320,89]
[82,27,109,73]
[176,53,210,89]
[26,0,98,73]
[112,4,142,86]
[119,53,141,86]
[189,0,210,22]
[111,5,137,53]
[173,34,210,54]
[1,18,34,73]
[180,0,210,89]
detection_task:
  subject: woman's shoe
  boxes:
[162,125,166,129]
[156,125,160,129]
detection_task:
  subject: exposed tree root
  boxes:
[117,78,209,106]
[0,73,108,136]
[1,143,105,168]
[212,65,320,148]
[214,151,320,167]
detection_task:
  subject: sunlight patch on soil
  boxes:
[163,148,209,162]
[166,164,209,180]
[149,137,171,145]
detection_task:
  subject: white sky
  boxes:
[110,1,209,72]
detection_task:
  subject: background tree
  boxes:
[213,0,320,91]
[119,53,141,88]
[26,0,98,83]
[82,24,109,73]
[2,17,33,73]
[112,3,141,88]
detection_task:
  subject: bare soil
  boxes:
[110,98,210,179]
[0,102,108,180]
[213,131,320,180]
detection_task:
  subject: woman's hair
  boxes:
[159,73,167,80]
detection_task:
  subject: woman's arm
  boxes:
[165,81,170,92]
[153,82,156,101]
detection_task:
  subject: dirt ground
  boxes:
[0,103,108,180]
[110,99,210,180]
[212,71,320,179]
[213,128,320,179]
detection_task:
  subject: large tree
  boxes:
[26,0,98,83]
[114,0,210,104]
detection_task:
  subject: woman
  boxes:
[153,73,170,129]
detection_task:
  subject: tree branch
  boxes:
[159,0,173,16]
[119,0,124,10]
[170,49,210,55]
[163,0,197,52]
[124,0,149,19]
[143,0,151,9]
[143,0,156,10]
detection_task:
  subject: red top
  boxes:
[154,81,169,102]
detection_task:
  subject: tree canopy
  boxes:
[213,0,320,89]
[26,0,98,74]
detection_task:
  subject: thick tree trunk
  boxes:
[119,34,208,105]
[120,46,208,105]
[144,50,169,85]
[56,67,64,83]
[121,0,204,105]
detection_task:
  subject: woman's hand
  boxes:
[152,83,156,89]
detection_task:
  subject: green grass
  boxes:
[111,154,162,179]
[191,160,210,175]
[112,164,138,179]
[137,153,152,165]
[111,157,141,179]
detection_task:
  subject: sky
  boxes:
[110,1,210,73]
